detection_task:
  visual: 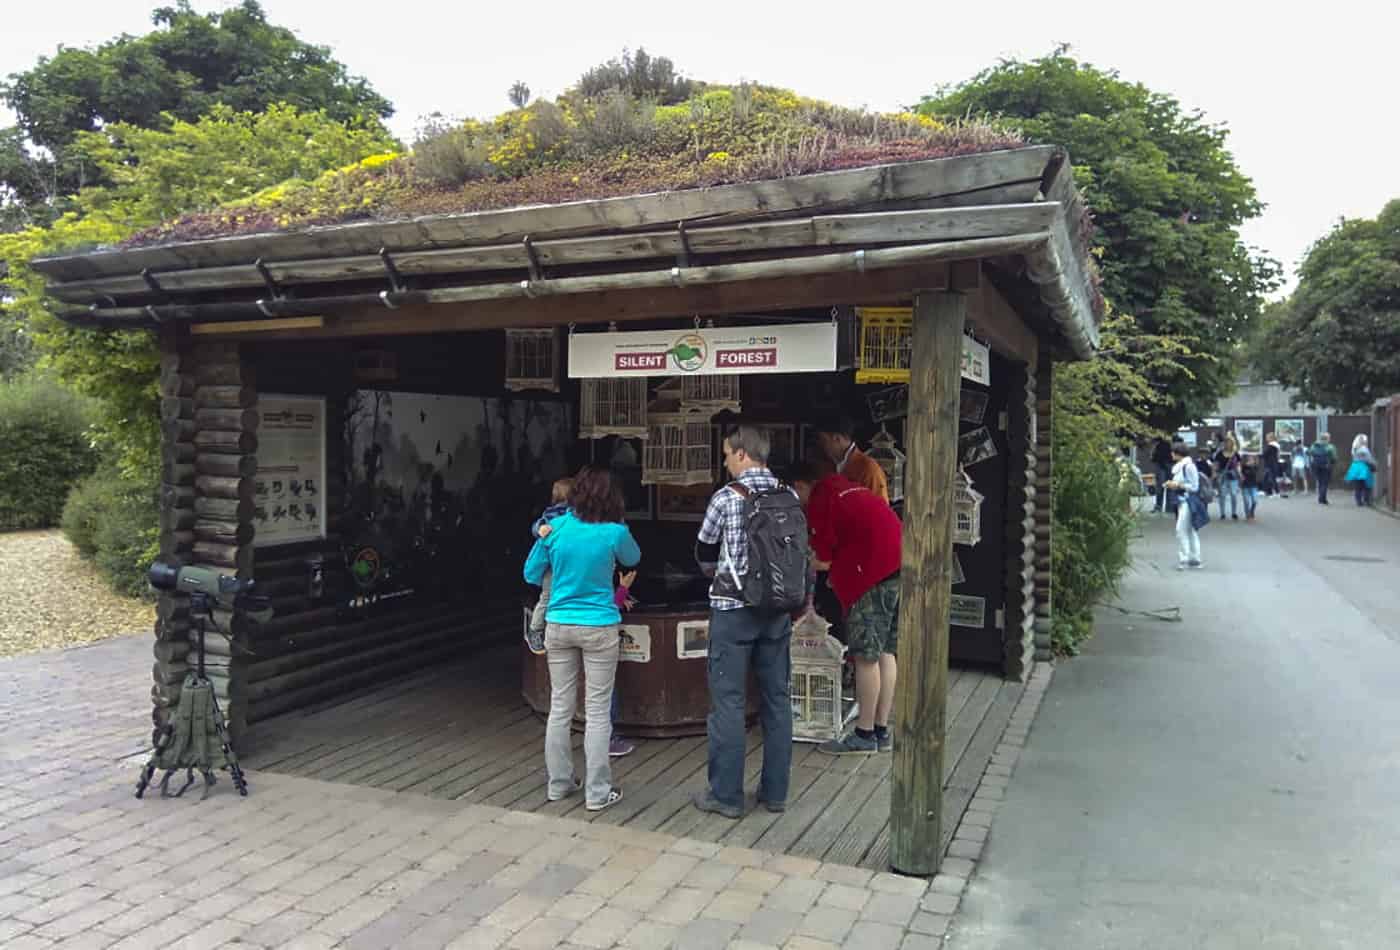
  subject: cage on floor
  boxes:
[504,328,559,392]
[790,613,850,742]
[642,411,715,485]
[579,378,649,439]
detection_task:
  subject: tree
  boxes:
[920,52,1278,430]
[508,81,531,109]
[1,0,393,223]
[576,48,694,104]
[1254,200,1400,412]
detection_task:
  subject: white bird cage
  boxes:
[790,612,848,742]
[953,467,985,547]
[867,427,906,503]
[579,378,648,439]
[504,328,559,392]
[680,376,742,412]
[643,411,714,485]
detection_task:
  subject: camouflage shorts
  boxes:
[846,575,901,661]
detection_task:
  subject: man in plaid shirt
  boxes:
[692,425,797,819]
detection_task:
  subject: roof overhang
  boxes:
[32,145,1100,359]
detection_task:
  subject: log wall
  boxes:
[1000,361,1037,680]
[1033,353,1055,660]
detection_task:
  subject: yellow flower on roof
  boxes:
[359,152,400,170]
[705,151,731,164]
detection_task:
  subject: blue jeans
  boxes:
[1218,478,1243,518]
[706,607,793,811]
[1242,486,1258,517]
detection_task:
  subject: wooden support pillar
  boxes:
[891,289,966,876]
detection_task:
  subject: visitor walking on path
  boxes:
[1310,433,1338,504]
[1166,441,1204,569]
[1241,454,1261,521]
[523,466,640,812]
[1291,439,1310,495]
[1347,435,1377,507]
[1262,432,1281,496]
[1151,437,1174,514]
[1214,436,1244,521]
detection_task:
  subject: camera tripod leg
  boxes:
[209,693,248,797]
[135,725,174,799]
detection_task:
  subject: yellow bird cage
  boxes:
[855,307,913,384]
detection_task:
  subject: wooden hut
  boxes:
[33,141,1099,874]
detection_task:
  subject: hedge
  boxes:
[0,379,96,530]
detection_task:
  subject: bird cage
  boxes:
[854,307,913,384]
[579,378,648,439]
[680,375,742,412]
[867,427,906,503]
[643,411,714,485]
[790,612,848,742]
[953,467,985,547]
[504,328,559,392]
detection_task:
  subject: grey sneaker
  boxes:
[755,793,786,813]
[818,732,878,755]
[608,736,635,758]
[876,730,892,753]
[1188,560,1203,569]
[692,790,743,820]
[524,626,546,656]
[586,787,623,812]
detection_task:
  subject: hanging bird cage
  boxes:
[579,378,649,439]
[867,427,906,503]
[680,375,742,412]
[789,612,848,742]
[503,328,559,392]
[643,410,714,485]
[854,307,913,384]
[953,467,985,547]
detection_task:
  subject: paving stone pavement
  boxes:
[1,635,1051,949]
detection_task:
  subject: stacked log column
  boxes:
[1001,362,1038,680]
[150,341,257,746]
[1032,353,1054,660]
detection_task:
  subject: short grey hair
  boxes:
[724,425,770,464]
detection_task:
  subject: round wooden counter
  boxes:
[521,604,756,738]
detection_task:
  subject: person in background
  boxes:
[1291,439,1310,495]
[1262,432,1281,497]
[525,477,574,655]
[1309,433,1338,505]
[1346,435,1377,507]
[608,569,639,758]
[1214,435,1244,521]
[789,459,903,755]
[1240,454,1261,521]
[1165,442,1203,570]
[523,466,640,813]
[814,414,890,503]
[1151,437,1174,514]
[692,425,802,820]
[1195,450,1214,483]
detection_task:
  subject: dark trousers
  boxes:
[1355,482,1373,506]
[1316,466,1331,503]
[1154,464,1172,511]
[706,606,793,811]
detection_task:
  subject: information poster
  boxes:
[569,322,837,378]
[619,624,652,663]
[254,395,326,547]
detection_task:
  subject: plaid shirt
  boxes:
[697,467,781,611]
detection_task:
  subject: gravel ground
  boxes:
[0,529,153,659]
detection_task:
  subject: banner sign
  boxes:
[569,323,837,378]
[254,395,327,547]
[961,337,991,386]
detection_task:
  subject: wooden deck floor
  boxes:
[241,643,1022,870]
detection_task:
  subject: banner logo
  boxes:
[667,333,708,372]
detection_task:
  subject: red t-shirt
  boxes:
[807,473,903,613]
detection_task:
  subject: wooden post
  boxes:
[891,289,966,875]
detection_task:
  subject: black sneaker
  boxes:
[876,731,892,753]
[818,732,878,755]
[523,626,546,656]
[692,790,742,820]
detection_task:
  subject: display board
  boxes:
[568,322,837,377]
[254,395,327,547]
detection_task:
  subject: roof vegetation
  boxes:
[124,82,1024,247]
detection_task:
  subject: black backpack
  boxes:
[1310,444,1332,468]
[724,482,810,612]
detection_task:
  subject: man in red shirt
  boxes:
[790,460,903,754]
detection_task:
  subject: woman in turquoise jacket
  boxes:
[523,466,640,812]
[1346,436,1376,507]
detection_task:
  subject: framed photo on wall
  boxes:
[1234,419,1264,454]
[1276,418,1304,446]
[656,482,714,522]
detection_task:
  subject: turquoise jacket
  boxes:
[523,512,641,627]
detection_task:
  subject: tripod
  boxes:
[135,593,249,800]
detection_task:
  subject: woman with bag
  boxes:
[1165,442,1205,570]
[1346,436,1377,507]
[1214,435,1244,521]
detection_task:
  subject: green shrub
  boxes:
[1050,408,1137,655]
[61,469,159,597]
[0,379,97,530]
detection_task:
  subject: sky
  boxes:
[5,0,1397,293]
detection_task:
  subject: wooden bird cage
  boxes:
[579,378,648,439]
[790,613,848,742]
[953,467,985,547]
[854,307,913,385]
[868,427,906,503]
[504,328,559,392]
[680,375,742,412]
[643,411,714,485]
